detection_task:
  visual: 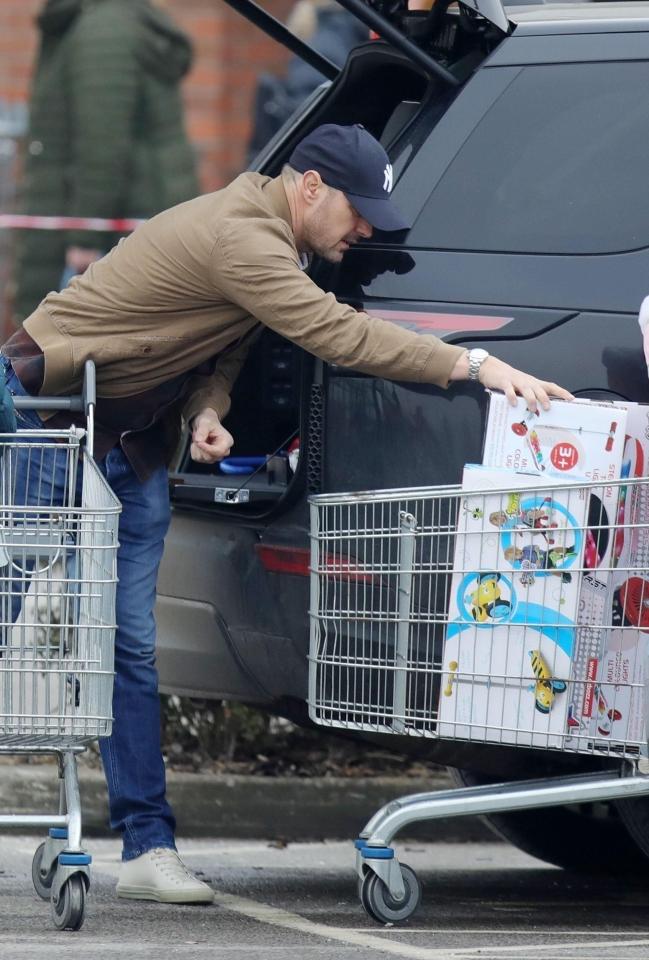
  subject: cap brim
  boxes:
[345,192,413,232]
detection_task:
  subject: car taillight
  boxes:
[255,544,377,583]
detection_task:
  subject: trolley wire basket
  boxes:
[308,476,649,760]
[0,360,120,931]
[0,428,119,746]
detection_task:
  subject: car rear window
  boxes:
[409,61,649,254]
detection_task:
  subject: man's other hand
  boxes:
[478,356,574,412]
[190,408,234,464]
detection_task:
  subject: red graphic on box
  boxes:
[550,442,579,471]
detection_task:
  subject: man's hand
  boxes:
[451,351,573,412]
[190,408,234,464]
[478,356,573,412]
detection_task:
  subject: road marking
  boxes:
[214,891,448,959]
[347,929,649,936]
[213,891,649,960]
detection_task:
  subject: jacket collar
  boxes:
[262,176,294,235]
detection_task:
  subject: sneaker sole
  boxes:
[116,885,215,904]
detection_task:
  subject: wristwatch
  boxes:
[467,348,489,382]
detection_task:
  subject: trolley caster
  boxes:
[51,874,87,931]
[32,829,69,901]
[32,843,57,900]
[359,863,421,925]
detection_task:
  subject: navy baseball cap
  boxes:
[288,123,412,232]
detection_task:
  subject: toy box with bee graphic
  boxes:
[438,465,591,748]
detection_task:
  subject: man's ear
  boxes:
[301,169,324,204]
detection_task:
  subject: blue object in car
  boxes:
[219,456,267,475]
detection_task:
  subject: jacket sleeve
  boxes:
[182,328,260,426]
[63,5,141,250]
[211,217,465,387]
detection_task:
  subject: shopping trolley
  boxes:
[0,361,120,931]
[309,477,649,923]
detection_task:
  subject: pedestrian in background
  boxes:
[247,0,368,160]
[12,0,199,325]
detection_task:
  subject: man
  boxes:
[2,123,572,904]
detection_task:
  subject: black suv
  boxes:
[157,0,649,873]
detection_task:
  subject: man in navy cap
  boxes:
[2,122,571,905]
[286,122,411,251]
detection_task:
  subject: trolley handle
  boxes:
[12,359,96,456]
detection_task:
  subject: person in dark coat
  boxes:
[247,0,368,160]
[12,0,199,326]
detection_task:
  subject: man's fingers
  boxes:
[543,381,575,401]
[190,433,233,464]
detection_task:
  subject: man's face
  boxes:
[303,185,373,263]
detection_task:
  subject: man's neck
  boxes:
[281,172,308,255]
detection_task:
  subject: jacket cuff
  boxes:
[420,341,466,387]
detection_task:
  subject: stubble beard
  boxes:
[304,191,345,264]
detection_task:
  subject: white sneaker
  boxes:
[116,847,215,904]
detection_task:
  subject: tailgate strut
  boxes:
[222,0,460,88]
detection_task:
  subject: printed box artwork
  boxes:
[482,392,626,487]
[438,466,591,747]
[438,394,649,753]
[566,401,649,751]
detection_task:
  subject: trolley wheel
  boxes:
[360,864,421,924]
[51,875,86,932]
[32,842,56,900]
[358,869,383,923]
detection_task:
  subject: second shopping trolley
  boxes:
[0,361,120,931]
[309,477,649,923]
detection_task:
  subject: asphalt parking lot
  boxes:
[1,836,649,959]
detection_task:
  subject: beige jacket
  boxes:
[24,173,465,424]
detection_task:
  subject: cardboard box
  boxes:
[566,402,649,752]
[438,466,589,747]
[439,395,644,753]
[483,393,626,487]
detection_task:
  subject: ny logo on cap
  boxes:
[383,163,393,193]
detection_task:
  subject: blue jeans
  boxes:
[2,357,176,860]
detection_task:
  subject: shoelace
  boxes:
[150,848,201,886]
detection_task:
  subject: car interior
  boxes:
[169,0,507,514]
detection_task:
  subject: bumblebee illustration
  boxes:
[470,573,512,623]
[528,649,567,714]
[462,499,484,520]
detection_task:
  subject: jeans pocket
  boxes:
[2,362,43,429]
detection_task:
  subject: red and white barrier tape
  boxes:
[0,214,145,231]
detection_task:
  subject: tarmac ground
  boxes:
[1,835,649,960]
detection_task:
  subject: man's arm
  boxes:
[213,220,571,408]
[182,328,260,463]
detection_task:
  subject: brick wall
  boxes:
[0,0,293,192]
[169,0,293,190]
